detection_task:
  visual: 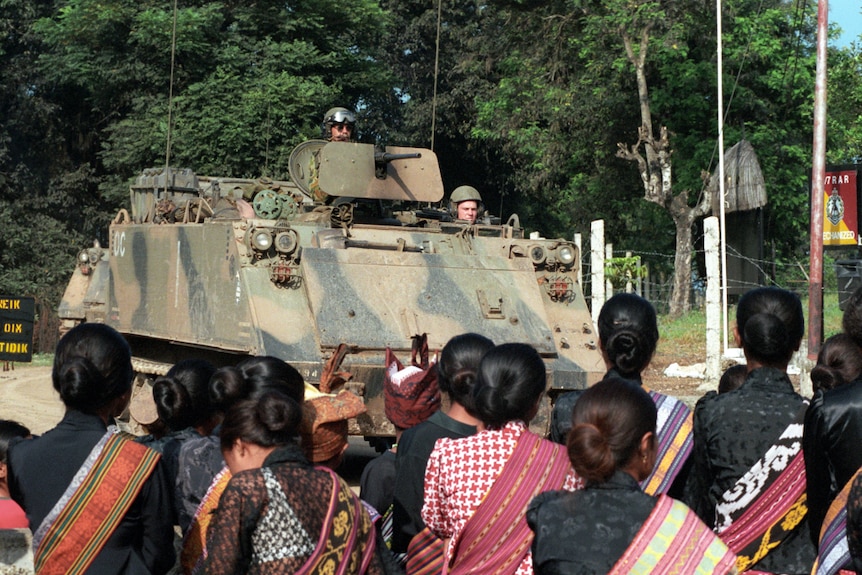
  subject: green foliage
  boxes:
[605,256,648,289]
[1,0,861,326]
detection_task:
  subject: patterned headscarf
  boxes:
[300,388,366,463]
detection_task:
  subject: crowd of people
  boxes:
[3,285,862,574]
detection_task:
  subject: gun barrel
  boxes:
[375,152,422,163]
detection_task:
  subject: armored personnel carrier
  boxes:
[59,141,604,438]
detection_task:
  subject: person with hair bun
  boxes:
[808,333,862,394]
[529,377,736,574]
[179,356,305,573]
[7,323,175,574]
[551,293,693,498]
[391,333,493,567]
[804,330,862,566]
[684,286,816,574]
[132,359,217,528]
[422,343,581,575]
[203,390,386,575]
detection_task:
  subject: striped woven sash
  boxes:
[181,466,231,575]
[296,468,376,575]
[406,526,445,575]
[447,431,571,575]
[641,390,694,495]
[33,429,160,575]
[811,467,862,575]
[610,495,737,575]
[715,402,809,573]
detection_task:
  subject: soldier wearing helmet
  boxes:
[450,185,483,224]
[322,107,356,142]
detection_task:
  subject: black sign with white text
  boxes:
[0,297,35,362]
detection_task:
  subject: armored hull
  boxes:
[59,142,604,436]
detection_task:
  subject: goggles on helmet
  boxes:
[326,110,356,125]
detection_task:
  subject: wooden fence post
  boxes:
[605,243,614,299]
[705,216,721,385]
[591,220,605,327]
[574,232,583,288]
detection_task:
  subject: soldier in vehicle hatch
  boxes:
[309,107,357,202]
[449,185,483,224]
[322,107,356,143]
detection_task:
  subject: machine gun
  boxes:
[374,150,422,179]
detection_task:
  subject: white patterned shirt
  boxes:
[422,420,582,574]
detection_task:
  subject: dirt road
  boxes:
[0,366,63,435]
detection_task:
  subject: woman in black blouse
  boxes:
[683,286,816,574]
[204,390,388,574]
[528,377,734,575]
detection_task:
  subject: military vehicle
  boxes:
[59,141,604,438]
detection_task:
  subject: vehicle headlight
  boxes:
[557,244,576,266]
[250,228,273,251]
[274,230,298,254]
[529,245,547,266]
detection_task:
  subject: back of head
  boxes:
[736,287,804,367]
[220,391,303,451]
[438,333,494,412]
[567,377,657,484]
[718,364,747,394]
[0,420,30,463]
[811,333,862,393]
[842,286,862,348]
[52,323,133,414]
[598,293,659,378]
[154,359,217,431]
[209,357,304,414]
[208,365,247,413]
[472,343,546,428]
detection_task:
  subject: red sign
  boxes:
[823,169,858,246]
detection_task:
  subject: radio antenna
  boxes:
[164,0,179,172]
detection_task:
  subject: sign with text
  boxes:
[0,297,35,362]
[823,169,859,247]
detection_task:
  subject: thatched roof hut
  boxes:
[710,139,767,214]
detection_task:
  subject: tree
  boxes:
[605,1,711,316]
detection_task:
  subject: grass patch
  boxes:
[655,291,844,361]
[24,353,53,367]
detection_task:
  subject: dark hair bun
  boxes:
[56,356,110,412]
[566,377,656,484]
[209,366,248,412]
[598,294,658,377]
[742,312,790,362]
[472,343,545,428]
[52,323,133,414]
[153,376,195,430]
[568,422,615,483]
[257,391,303,438]
[810,364,844,393]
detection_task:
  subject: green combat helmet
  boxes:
[450,185,483,220]
[322,107,356,140]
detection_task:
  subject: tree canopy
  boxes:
[1,0,860,323]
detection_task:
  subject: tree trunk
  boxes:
[670,211,694,316]
[616,29,711,317]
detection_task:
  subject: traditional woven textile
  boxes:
[181,466,231,575]
[406,526,445,575]
[715,404,808,573]
[641,390,694,496]
[811,468,862,575]
[383,333,440,429]
[294,468,376,575]
[33,429,160,575]
[446,430,572,575]
[609,495,737,575]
